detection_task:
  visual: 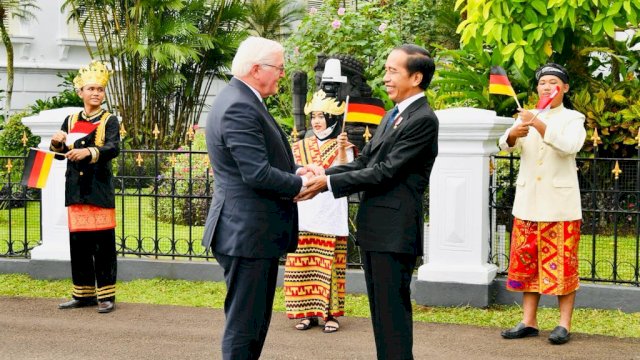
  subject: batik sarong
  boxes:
[284,231,347,320]
[506,218,581,295]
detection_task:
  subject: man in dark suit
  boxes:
[202,36,310,360]
[298,44,438,360]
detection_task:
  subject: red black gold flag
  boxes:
[343,97,386,125]
[489,66,517,97]
[21,148,55,189]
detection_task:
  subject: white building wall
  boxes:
[0,0,220,124]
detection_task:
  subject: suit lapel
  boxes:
[368,97,428,154]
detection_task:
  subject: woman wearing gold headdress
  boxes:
[50,61,120,314]
[284,90,354,333]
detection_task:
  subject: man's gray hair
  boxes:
[231,36,284,77]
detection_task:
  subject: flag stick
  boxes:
[341,95,350,133]
[513,95,522,109]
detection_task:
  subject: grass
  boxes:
[1,273,639,338]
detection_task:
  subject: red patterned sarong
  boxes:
[506,218,581,295]
[284,231,347,320]
[68,204,116,232]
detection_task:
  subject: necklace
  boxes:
[82,108,103,119]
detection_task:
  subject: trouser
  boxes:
[363,250,417,360]
[70,229,117,302]
[215,252,279,360]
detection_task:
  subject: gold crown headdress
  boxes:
[73,61,111,90]
[303,90,345,116]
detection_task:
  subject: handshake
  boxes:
[295,164,328,202]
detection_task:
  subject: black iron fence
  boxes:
[490,152,640,287]
[0,135,366,266]
[0,154,42,258]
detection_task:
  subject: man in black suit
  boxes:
[298,44,438,360]
[202,36,311,360]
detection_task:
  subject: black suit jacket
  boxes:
[202,78,302,258]
[326,96,438,255]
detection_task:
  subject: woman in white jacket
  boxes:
[498,63,586,345]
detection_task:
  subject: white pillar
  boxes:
[418,108,512,285]
[23,107,82,261]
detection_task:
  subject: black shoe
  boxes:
[97,301,115,313]
[501,322,539,339]
[549,326,570,344]
[58,299,97,310]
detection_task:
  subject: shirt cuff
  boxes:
[326,175,333,192]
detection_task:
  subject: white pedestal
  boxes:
[23,107,82,261]
[418,108,512,285]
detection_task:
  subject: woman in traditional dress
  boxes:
[499,63,586,344]
[51,61,120,314]
[284,90,354,333]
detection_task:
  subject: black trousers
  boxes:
[69,229,117,302]
[363,250,417,360]
[215,252,279,360]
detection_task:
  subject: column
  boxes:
[414,108,512,307]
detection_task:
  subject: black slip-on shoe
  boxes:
[501,322,540,339]
[58,299,98,309]
[549,326,570,344]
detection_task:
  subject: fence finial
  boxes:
[135,153,144,167]
[5,159,13,173]
[153,124,160,139]
[636,129,640,148]
[489,159,495,175]
[169,154,177,168]
[21,131,28,147]
[187,126,195,142]
[591,128,602,147]
[363,126,372,143]
[119,123,127,138]
[290,125,298,140]
[612,160,622,180]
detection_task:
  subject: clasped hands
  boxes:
[51,130,91,162]
[295,164,328,202]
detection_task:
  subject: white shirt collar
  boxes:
[396,92,425,114]
[235,77,263,102]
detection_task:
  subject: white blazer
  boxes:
[498,105,586,221]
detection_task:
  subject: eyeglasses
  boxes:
[260,64,285,73]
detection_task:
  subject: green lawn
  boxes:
[1,273,638,338]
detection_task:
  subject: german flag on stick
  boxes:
[21,148,56,189]
[342,97,386,126]
[489,66,521,108]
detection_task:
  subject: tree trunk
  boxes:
[0,19,13,120]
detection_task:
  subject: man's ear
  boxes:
[412,72,423,87]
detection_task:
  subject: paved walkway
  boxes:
[1,297,639,359]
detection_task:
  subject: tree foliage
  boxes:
[433,0,640,157]
[455,0,640,77]
[244,0,305,40]
[62,0,246,149]
[0,0,39,119]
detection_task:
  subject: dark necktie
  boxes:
[384,106,399,133]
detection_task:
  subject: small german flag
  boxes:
[343,97,386,125]
[489,66,516,97]
[21,148,55,189]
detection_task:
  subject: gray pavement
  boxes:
[1,297,639,359]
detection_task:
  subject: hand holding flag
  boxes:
[489,66,521,109]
